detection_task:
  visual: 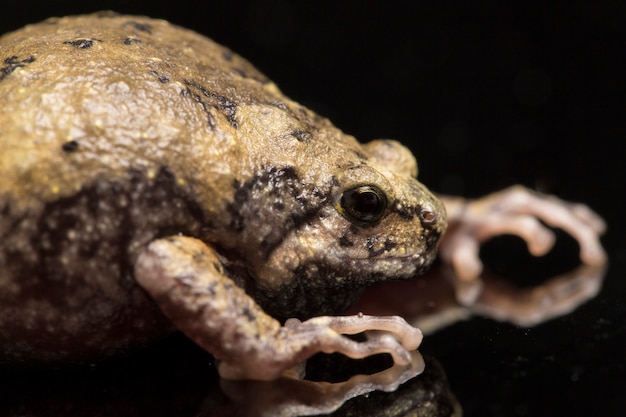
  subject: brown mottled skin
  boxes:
[0,13,445,375]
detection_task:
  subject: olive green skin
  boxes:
[0,13,446,364]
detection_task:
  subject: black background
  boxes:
[1,1,625,416]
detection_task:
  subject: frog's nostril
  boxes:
[419,208,436,224]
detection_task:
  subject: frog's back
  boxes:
[0,12,283,363]
[0,12,279,207]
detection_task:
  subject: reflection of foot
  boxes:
[468,263,607,327]
[351,261,607,335]
[219,350,426,417]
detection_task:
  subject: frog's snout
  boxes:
[411,195,447,253]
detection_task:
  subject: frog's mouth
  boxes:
[256,245,441,321]
[332,245,440,283]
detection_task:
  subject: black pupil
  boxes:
[353,191,379,213]
[343,186,386,222]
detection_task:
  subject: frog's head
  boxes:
[249,138,447,319]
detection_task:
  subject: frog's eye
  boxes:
[338,185,388,224]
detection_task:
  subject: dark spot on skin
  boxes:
[64,39,95,49]
[123,37,141,45]
[339,234,354,247]
[0,56,36,82]
[311,187,326,199]
[391,202,422,220]
[269,101,288,110]
[181,87,217,129]
[384,239,397,252]
[222,50,233,61]
[232,68,248,78]
[353,150,368,160]
[242,307,256,322]
[61,140,79,153]
[212,262,224,275]
[150,71,170,83]
[291,129,311,143]
[126,22,153,34]
[366,238,397,258]
[182,79,238,129]
[227,166,330,259]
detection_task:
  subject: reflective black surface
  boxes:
[2,2,624,416]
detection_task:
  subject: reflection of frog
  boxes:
[0,13,606,381]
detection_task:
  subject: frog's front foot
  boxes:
[219,314,422,381]
[135,236,423,382]
[439,186,607,283]
[287,315,422,365]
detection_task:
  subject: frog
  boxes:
[0,12,607,381]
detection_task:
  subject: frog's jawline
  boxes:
[255,248,439,321]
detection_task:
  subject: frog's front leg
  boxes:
[439,186,607,285]
[134,236,422,381]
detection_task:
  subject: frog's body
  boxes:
[1,13,608,380]
[0,13,445,373]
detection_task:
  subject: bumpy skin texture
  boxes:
[0,13,445,369]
